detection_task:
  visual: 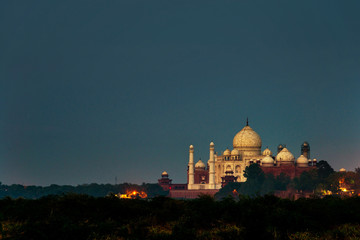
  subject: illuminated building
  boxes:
[159,120,317,194]
[186,120,317,190]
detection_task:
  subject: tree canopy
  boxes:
[1,193,360,239]
[317,160,335,179]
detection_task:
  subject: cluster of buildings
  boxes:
[158,120,317,198]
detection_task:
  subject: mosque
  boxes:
[159,120,317,194]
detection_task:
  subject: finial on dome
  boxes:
[246,117,249,126]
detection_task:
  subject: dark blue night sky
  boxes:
[1,1,359,185]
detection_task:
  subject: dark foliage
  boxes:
[274,173,291,191]
[1,194,360,239]
[216,165,293,199]
[317,160,335,180]
[0,182,167,199]
[215,182,242,200]
[293,170,318,191]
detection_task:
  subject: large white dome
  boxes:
[233,125,262,149]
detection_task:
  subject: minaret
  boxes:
[301,142,310,159]
[208,142,216,189]
[188,145,195,189]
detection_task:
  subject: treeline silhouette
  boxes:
[0,183,167,199]
[1,194,360,240]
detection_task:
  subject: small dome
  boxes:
[210,142,214,146]
[231,149,240,156]
[275,148,295,162]
[161,171,168,176]
[189,145,194,149]
[195,160,206,169]
[262,148,272,156]
[233,125,262,149]
[296,155,308,164]
[339,168,346,172]
[223,149,231,156]
[262,155,274,164]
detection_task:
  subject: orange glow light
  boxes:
[119,190,148,199]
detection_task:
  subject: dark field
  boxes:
[1,194,360,240]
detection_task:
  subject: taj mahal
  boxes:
[187,119,316,190]
[158,120,317,195]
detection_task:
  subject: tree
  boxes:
[215,182,242,200]
[294,170,318,192]
[274,173,291,191]
[325,172,342,194]
[342,171,360,194]
[324,171,360,195]
[260,173,275,195]
[243,163,265,183]
[143,183,168,198]
[241,164,265,197]
[317,160,334,180]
